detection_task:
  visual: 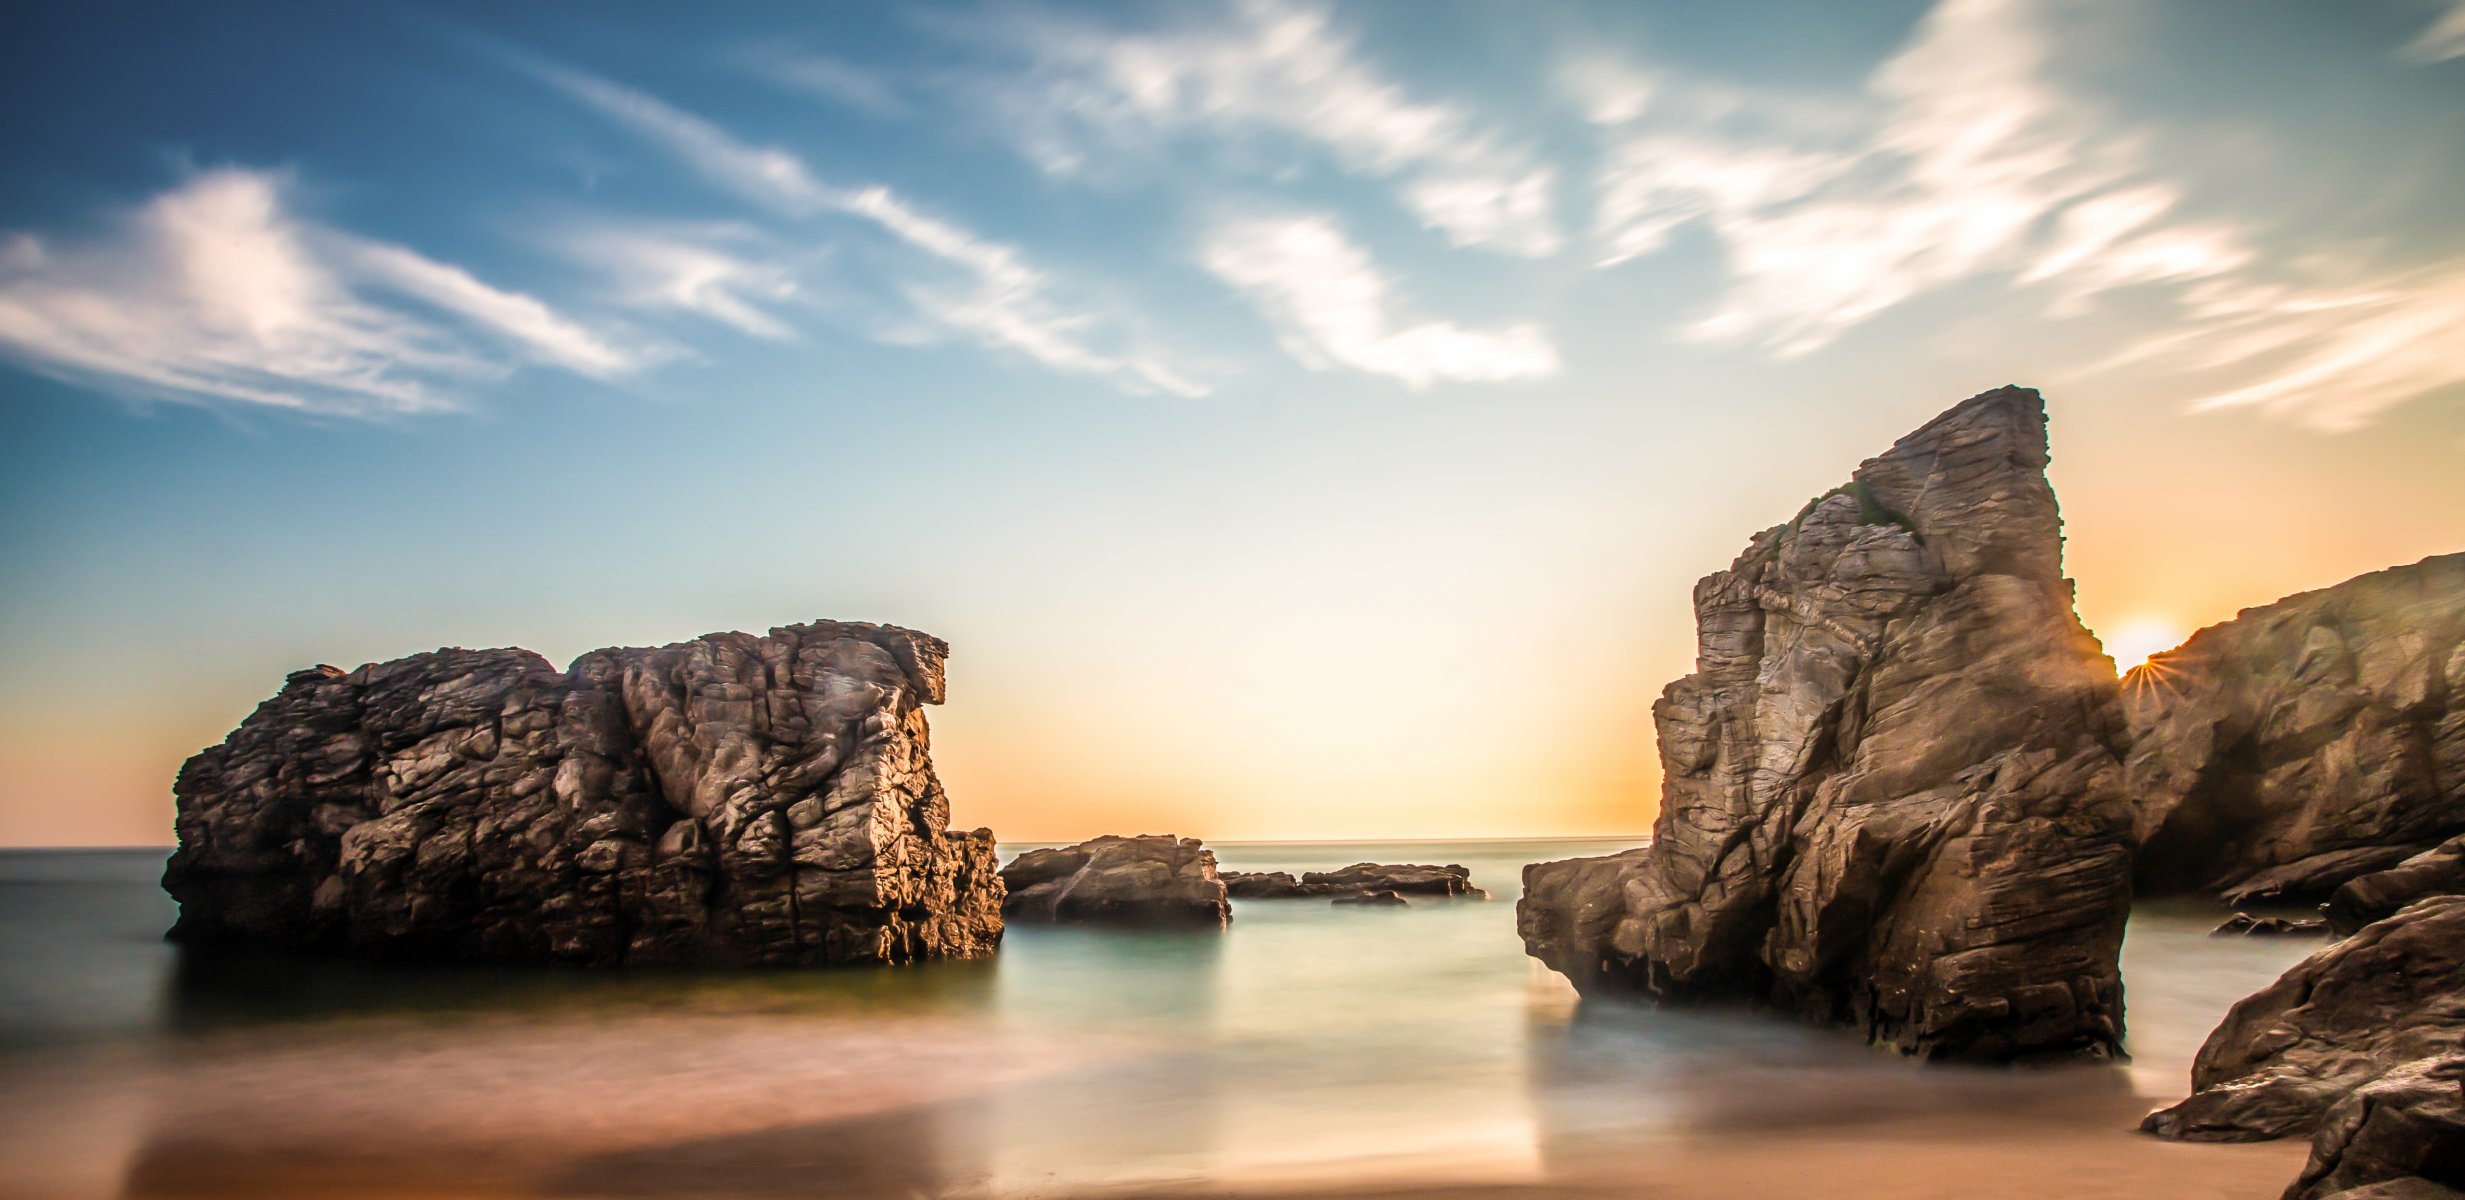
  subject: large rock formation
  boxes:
[998,835,1230,926]
[165,621,1004,967]
[2330,836,2465,936]
[1517,386,2135,1061]
[1222,863,1485,900]
[2143,896,2465,1143]
[2283,1056,2465,1200]
[2124,553,2465,903]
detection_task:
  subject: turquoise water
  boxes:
[0,842,2319,1199]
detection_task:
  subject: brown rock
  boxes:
[1223,863,1485,900]
[1221,870,1311,899]
[1332,890,1409,907]
[999,835,1230,926]
[2284,1056,2465,1200]
[2125,554,2465,903]
[2212,912,2332,938]
[164,621,1004,966]
[1517,386,2134,1061]
[2143,896,2465,1143]
[2331,836,2465,936]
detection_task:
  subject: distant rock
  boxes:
[1332,890,1409,907]
[2283,1055,2465,1200]
[2330,836,2465,936]
[1222,862,1485,901]
[165,621,1004,967]
[2210,912,2330,938]
[2125,553,2465,904]
[2143,896,2465,1142]
[1518,386,2135,1061]
[999,835,1230,926]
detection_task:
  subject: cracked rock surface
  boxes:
[2124,553,2465,905]
[998,835,1230,926]
[165,620,1004,967]
[1518,386,2134,1061]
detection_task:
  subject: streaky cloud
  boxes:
[0,168,637,417]
[1204,212,1558,387]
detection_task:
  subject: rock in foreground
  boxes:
[2330,836,2465,936]
[2284,1056,2465,1200]
[2125,553,2465,903]
[1518,386,2135,1061]
[999,835,1230,926]
[2143,896,2465,1142]
[1223,863,1485,900]
[166,621,1004,967]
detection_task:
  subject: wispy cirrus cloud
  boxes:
[561,221,803,342]
[2403,0,2465,62]
[1204,213,1557,387]
[538,61,1205,396]
[973,0,1562,257]
[0,168,637,416]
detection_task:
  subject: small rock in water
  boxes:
[1000,835,1230,927]
[2210,912,2332,937]
[1332,890,1409,907]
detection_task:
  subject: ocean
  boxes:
[0,840,2321,1199]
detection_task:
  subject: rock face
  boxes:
[1332,890,1409,907]
[2284,1056,2465,1200]
[998,835,1230,926]
[2331,837,2465,936]
[1223,863,1485,900]
[2143,896,2465,1142]
[1517,386,2136,1061]
[2124,553,2465,903]
[165,621,1005,967]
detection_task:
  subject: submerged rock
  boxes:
[1517,386,2135,1061]
[165,621,1004,967]
[2143,896,2465,1142]
[2125,553,2465,904]
[999,835,1230,926]
[2285,1056,2465,1200]
[2211,912,2332,938]
[1224,863,1485,900]
[1332,890,1409,907]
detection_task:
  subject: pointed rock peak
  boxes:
[1852,385,2064,583]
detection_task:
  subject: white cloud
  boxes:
[543,64,1205,395]
[1204,213,1558,387]
[738,48,906,115]
[0,168,636,416]
[564,222,802,341]
[2403,1,2465,62]
[984,0,1562,256]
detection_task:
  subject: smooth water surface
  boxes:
[0,842,2321,1199]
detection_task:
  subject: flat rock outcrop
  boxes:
[2143,896,2465,1142]
[2124,554,2465,903]
[1223,863,1485,900]
[1517,386,2135,1061]
[2331,836,2465,937]
[999,835,1230,926]
[2284,1056,2465,1200]
[165,621,1004,967]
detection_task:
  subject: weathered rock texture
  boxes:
[165,621,1004,967]
[2143,896,2465,1142]
[1223,863,1485,900]
[1518,386,2135,1060]
[999,835,1230,926]
[2332,837,2465,936]
[2125,553,2465,903]
[2284,1056,2465,1200]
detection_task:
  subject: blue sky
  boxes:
[3,0,2463,844]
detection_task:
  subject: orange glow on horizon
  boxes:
[2099,617,2189,676]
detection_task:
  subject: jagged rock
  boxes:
[1517,386,2135,1061]
[2125,554,2465,903]
[998,835,1229,926]
[2212,912,2331,938]
[164,621,1004,967]
[2143,896,2465,1142]
[2284,1056,2465,1200]
[1223,863,1485,900]
[1332,890,1409,907]
[2332,837,2465,936]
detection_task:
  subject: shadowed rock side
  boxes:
[164,621,1004,967]
[1518,386,2135,1061]
[2283,1056,2465,1200]
[1222,863,1486,900]
[2331,836,2465,936]
[2143,896,2465,1143]
[2124,553,2465,905]
[999,835,1230,926]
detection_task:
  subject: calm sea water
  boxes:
[0,841,2321,1200]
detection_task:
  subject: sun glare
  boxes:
[2102,617,2187,675]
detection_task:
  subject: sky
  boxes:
[2,0,2462,847]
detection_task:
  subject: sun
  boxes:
[2102,617,2188,676]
